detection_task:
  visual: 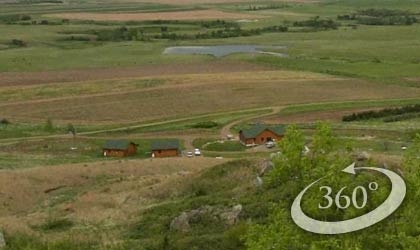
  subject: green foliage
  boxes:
[246,4,288,11]
[246,124,420,250]
[35,218,74,232]
[293,16,340,30]
[89,23,288,42]
[0,118,10,129]
[67,123,76,136]
[190,121,219,129]
[128,160,256,250]
[342,104,420,122]
[265,124,306,188]
[338,9,418,26]
[0,14,31,24]
[10,39,27,47]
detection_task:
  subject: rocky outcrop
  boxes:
[170,204,243,232]
[220,204,242,226]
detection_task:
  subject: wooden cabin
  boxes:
[151,140,180,158]
[103,140,137,157]
[239,124,285,146]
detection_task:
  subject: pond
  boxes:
[163,45,287,57]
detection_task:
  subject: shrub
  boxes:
[10,39,26,47]
[342,104,420,122]
[190,121,219,129]
[293,16,340,30]
[37,218,74,232]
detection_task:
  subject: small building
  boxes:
[103,140,137,157]
[151,140,180,158]
[239,124,285,146]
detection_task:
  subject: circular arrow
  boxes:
[291,163,406,234]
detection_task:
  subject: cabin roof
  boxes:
[240,124,285,139]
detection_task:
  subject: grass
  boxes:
[204,141,247,152]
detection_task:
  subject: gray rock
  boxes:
[170,205,243,232]
[356,151,370,161]
[259,160,274,177]
[220,204,242,226]
[0,231,5,249]
[170,212,190,232]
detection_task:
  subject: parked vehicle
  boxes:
[194,148,201,156]
[265,141,275,148]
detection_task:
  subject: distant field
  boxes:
[1,70,420,124]
[110,0,317,4]
[0,61,267,86]
[45,9,262,21]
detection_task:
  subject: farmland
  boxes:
[1,0,420,249]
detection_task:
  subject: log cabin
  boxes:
[103,140,137,157]
[151,140,180,158]
[239,124,285,146]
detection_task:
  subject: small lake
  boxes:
[163,45,287,57]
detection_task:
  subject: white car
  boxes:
[265,141,275,148]
[194,148,201,156]
[187,151,194,157]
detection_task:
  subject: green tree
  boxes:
[246,126,419,250]
[265,125,306,188]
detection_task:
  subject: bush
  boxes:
[293,16,340,30]
[37,218,74,232]
[342,104,420,122]
[10,39,26,47]
[338,9,418,26]
[190,121,219,129]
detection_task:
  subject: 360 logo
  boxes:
[291,163,406,234]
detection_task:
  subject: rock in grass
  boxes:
[0,231,5,249]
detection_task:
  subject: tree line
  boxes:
[342,104,420,122]
[338,8,418,25]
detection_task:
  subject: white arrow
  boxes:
[291,163,406,234]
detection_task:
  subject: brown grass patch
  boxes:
[0,157,228,233]
[0,61,269,87]
[45,9,263,21]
